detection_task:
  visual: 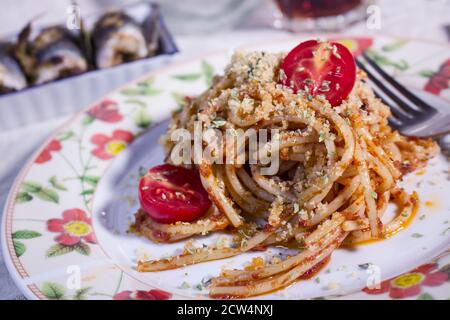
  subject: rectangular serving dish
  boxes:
[0,1,178,132]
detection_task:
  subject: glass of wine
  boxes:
[273,0,369,32]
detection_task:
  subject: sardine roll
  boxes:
[0,42,27,94]
[92,12,149,69]
[31,26,88,85]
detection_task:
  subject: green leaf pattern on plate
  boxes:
[15,192,33,203]
[74,243,91,256]
[46,244,75,258]
[120,77,162,96]
[11,230,42,257]
[172,73,202,81]
[13,240,26,257]
[133,107,152,129]
[381,39,408,52]
[41,282,66,300]
[17,181,61,204]
[34,188,59,203]
[366,49,409,71]
[172,60,215,86]
[13,230,42,239]
[49,176,67,191]
[80,175,99,187]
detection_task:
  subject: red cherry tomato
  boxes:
[281,40,356,106]
[138,164,211,224]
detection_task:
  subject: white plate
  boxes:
[2,35,450,300]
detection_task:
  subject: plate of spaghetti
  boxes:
[2,35,450,300]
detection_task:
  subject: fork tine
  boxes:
[387,118,402,130]
[376,90,413,122]
[356,59,421,122]
[361,52,437,114]
[372,89,409,125]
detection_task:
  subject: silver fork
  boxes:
[356,52,450,138]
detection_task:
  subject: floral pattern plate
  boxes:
[2,35,450,300]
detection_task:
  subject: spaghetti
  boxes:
[135,49,439,298]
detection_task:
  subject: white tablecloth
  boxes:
[0,0,449,299]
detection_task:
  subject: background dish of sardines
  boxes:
[0,1,177,96]
[0,1,178,133]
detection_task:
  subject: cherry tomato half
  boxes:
[138,164,211,224]
[281,40,356,106]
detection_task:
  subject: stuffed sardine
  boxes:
[92,12,149,69]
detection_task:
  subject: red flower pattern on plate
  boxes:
[424,59,450,95]
[90,129,133,160]
[35,139,62,164]
[113,289,172,300]
[87,99,123,123]
[363,263,448,299]
[47,209,97,246]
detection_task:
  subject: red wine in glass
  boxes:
[275,0,362,18]
[273,0,365,31]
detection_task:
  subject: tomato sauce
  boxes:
[345,197,419,247]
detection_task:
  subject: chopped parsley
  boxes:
[319,132,326,142]
[138,166,147,177]
[194,283,203,291]
[316,94,326,100]
[319,80,331,92]
[358,263,373,270]
[331,45,341,59]
[211,117,226,128]
[279,69,287,81]
[201,277,212,288]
